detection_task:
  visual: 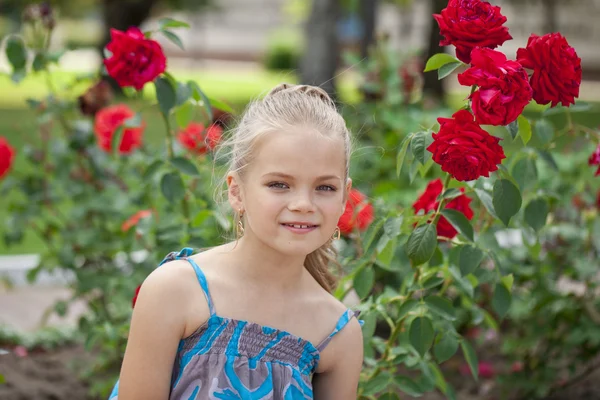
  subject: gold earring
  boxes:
[332,227,341,241]
[236,209,245,238]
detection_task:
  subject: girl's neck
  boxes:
[223,236,309,291]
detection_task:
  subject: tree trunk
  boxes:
[422,0,446,100]
[99,0,160,91]
[543,0,558,33]
[359,0,378,59]
[299,0,340,99]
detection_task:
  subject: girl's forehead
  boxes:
[251,130,346,176]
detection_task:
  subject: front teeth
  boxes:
[287,224,312,228]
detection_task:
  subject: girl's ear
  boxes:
[227,172,244,211]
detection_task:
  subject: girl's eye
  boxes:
[268,182,288,189]
[318,185,337,192]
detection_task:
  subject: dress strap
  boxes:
[316,309,363,352]
[159,247,216,316]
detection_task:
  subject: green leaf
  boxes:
[155,77,177,115]
[474,189,498,219]
[493,179,522,227]
[409,317,435,357]
[525,198,549,232]
[438,188,462,201]
[423,276,444,290]
[397,299,419,320]
[438,62,462,80]
[362,217,385,254]
[406,224,437,266]
[505,120,519,140]
[384,216,403,238]
[32,53,47,72]
[440,209,474,242]
[144,160,164,180]
[162,30,184,50]
[492,282,511,319]
[501,274,514,290]
[428,246,444,267]
[377,236,397,268]
[170,157,200,176]
[536,149,559,171]
[378,393,401,400]
[394,375,423,397]
[512,157,538,192]
[188,80,213,121]
[411,130,433,165]
[208,97,234,113]
[534,119,554,144]
[434,334,459,363]
[363,371,392,395]
[424,53,461,72]
[175,102,194,128]
[517,115,532,145]
[158,17,191,30]
[396,135,411,177]
[424,296,456,321]
[160,172,185,203]
[111,126,124,154]
[458,245,485,276]
[176,82,192,106]
[460,340,479,381]
[353,267,375,299]
[449,266,474,298]
[6,36,27,71]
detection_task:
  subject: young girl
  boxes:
[110,84,364,399]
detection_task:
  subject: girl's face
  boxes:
[229,128,351,257]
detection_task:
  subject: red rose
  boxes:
[589,144,600,176]
[433,0,512,63]
[122,209,153,232]
[412,178,474,239]
[0,137,15,180]
[427,110,506,181]
[458,48,532,126]
[516,33,582,107]
[104,27,167,90]
[337,189,375,235]
[94,104,145,154]
[132,284,141,308]
[178,123,223,154]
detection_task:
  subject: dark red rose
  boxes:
[337,189,375,235]
[433,0,512,63]
[458,48,532,126]
[517,33,582,107]
[412,178,474,239]
[460,361,496,379]
[427,110,506,181]
[132,285,141,308]
[122,209,153,232]
[104,27,167,90]
[0,137,15,180]
[589,144,600,176]
[78,80,113,116]
[178,123,223,155]
[94,104,145,154]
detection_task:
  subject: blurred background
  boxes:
[1,0,600,399]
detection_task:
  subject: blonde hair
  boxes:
[213,83,352,293]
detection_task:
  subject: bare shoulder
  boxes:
[310,287,363,373]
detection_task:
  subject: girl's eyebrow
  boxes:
[262,172,341,181]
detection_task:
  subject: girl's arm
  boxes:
[117,263,195,400]
[312,317,364,399]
